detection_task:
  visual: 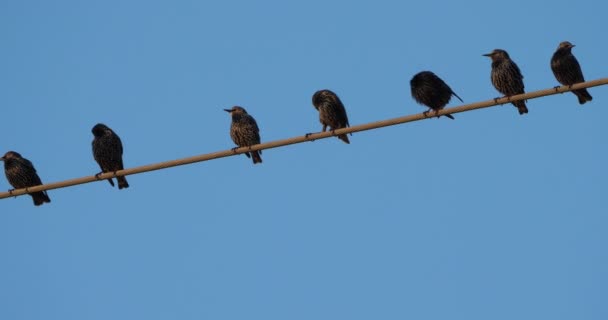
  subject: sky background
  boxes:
[1,1,607,319]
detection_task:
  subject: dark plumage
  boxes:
[1,151,51,206]
[483,49,529,115]
[551,41,592,104]
[224,106,262,164]
[410,71,463,120]
[91,123,129,189]
[312,89,351,144]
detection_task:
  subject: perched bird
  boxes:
[0,151,51,206]
[311,89,351,144]
[224,106,262,164]
[91,123,129,189]
[551,41,592,104]
[410,71,463,120]
[483,49,528,115]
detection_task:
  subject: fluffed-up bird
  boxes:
[551,41,592,104]
[92,123,129,189]
[1,151,51,206]
[224,106,262,164]
[483,49,528,115]
[410,71,463,119]
[311,89,351,143]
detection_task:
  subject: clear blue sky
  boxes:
[1,1,606,319]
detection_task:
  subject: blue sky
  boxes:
[1,1,607,319]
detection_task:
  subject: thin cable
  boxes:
[1,78,607,200]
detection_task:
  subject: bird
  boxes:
[551,41,592,104]
[483,49,529,115]
[91,123,129,189]
[311,89,351,144]
[224,106,262,164]
[410,71,463,120]
[0,151,51,206]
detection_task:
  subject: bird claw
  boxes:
[94,172,103,180]
[304,133,316,141]
[553,85,561,92]
[423,110,430,118]
[8,188,15,196]
[231,147,239,154]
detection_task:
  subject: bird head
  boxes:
[92,123,112,137]
[557,41,575,51]
[0,151,22,161]
[312,89,335,110]
[223,106,247,115]
[483,49,510,62]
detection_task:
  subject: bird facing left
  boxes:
[0,151,51,206]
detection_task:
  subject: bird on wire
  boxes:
[483,49,529,115]
[224,106,263,164]
[92,123,129,189]
[410,71,463,120]
[551,41,593,105]
[311,89,351,144]
[1,151,51,206]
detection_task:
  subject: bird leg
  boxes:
[322,125,327,132]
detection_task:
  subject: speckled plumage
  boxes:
[92,123,129,189]
[312,89,351,144]
[484,49,528,115]
[224,106,262,164]
[551,41,592,104]
[1,151,51,206]
[410,71,462,120]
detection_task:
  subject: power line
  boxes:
[1,78,607,200]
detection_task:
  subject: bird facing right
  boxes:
[410,71,463,120]
[311,89,351,144]
[483,49,529,115]
[92,123,129,189]
[224,106,263,164]
[551,41,593,104]
[0,151,51,206]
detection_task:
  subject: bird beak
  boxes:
[482,53,492,57]
[0,157,4,161]
[570,44,576,48]
[223,109,232,113]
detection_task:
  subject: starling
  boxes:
[91,123,129,189]
[410,71,463,120]
[483,49,529,115]
[311,89,351,144]
[551,41,592,104]
[224,106,262,164]
[0,151,51,206]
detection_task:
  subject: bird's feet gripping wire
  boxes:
[304,133,316,141]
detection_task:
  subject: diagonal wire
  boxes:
[1,78,607,200]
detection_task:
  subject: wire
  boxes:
[1,78,607,200]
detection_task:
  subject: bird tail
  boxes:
[338,134,350,144]
[252,151,263,164]
[32,191,51,206]
[117,176,129,189]
[514,100,528,115]
[444,114,455,120]
[574,89,593,105]
[107,178,115,187]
